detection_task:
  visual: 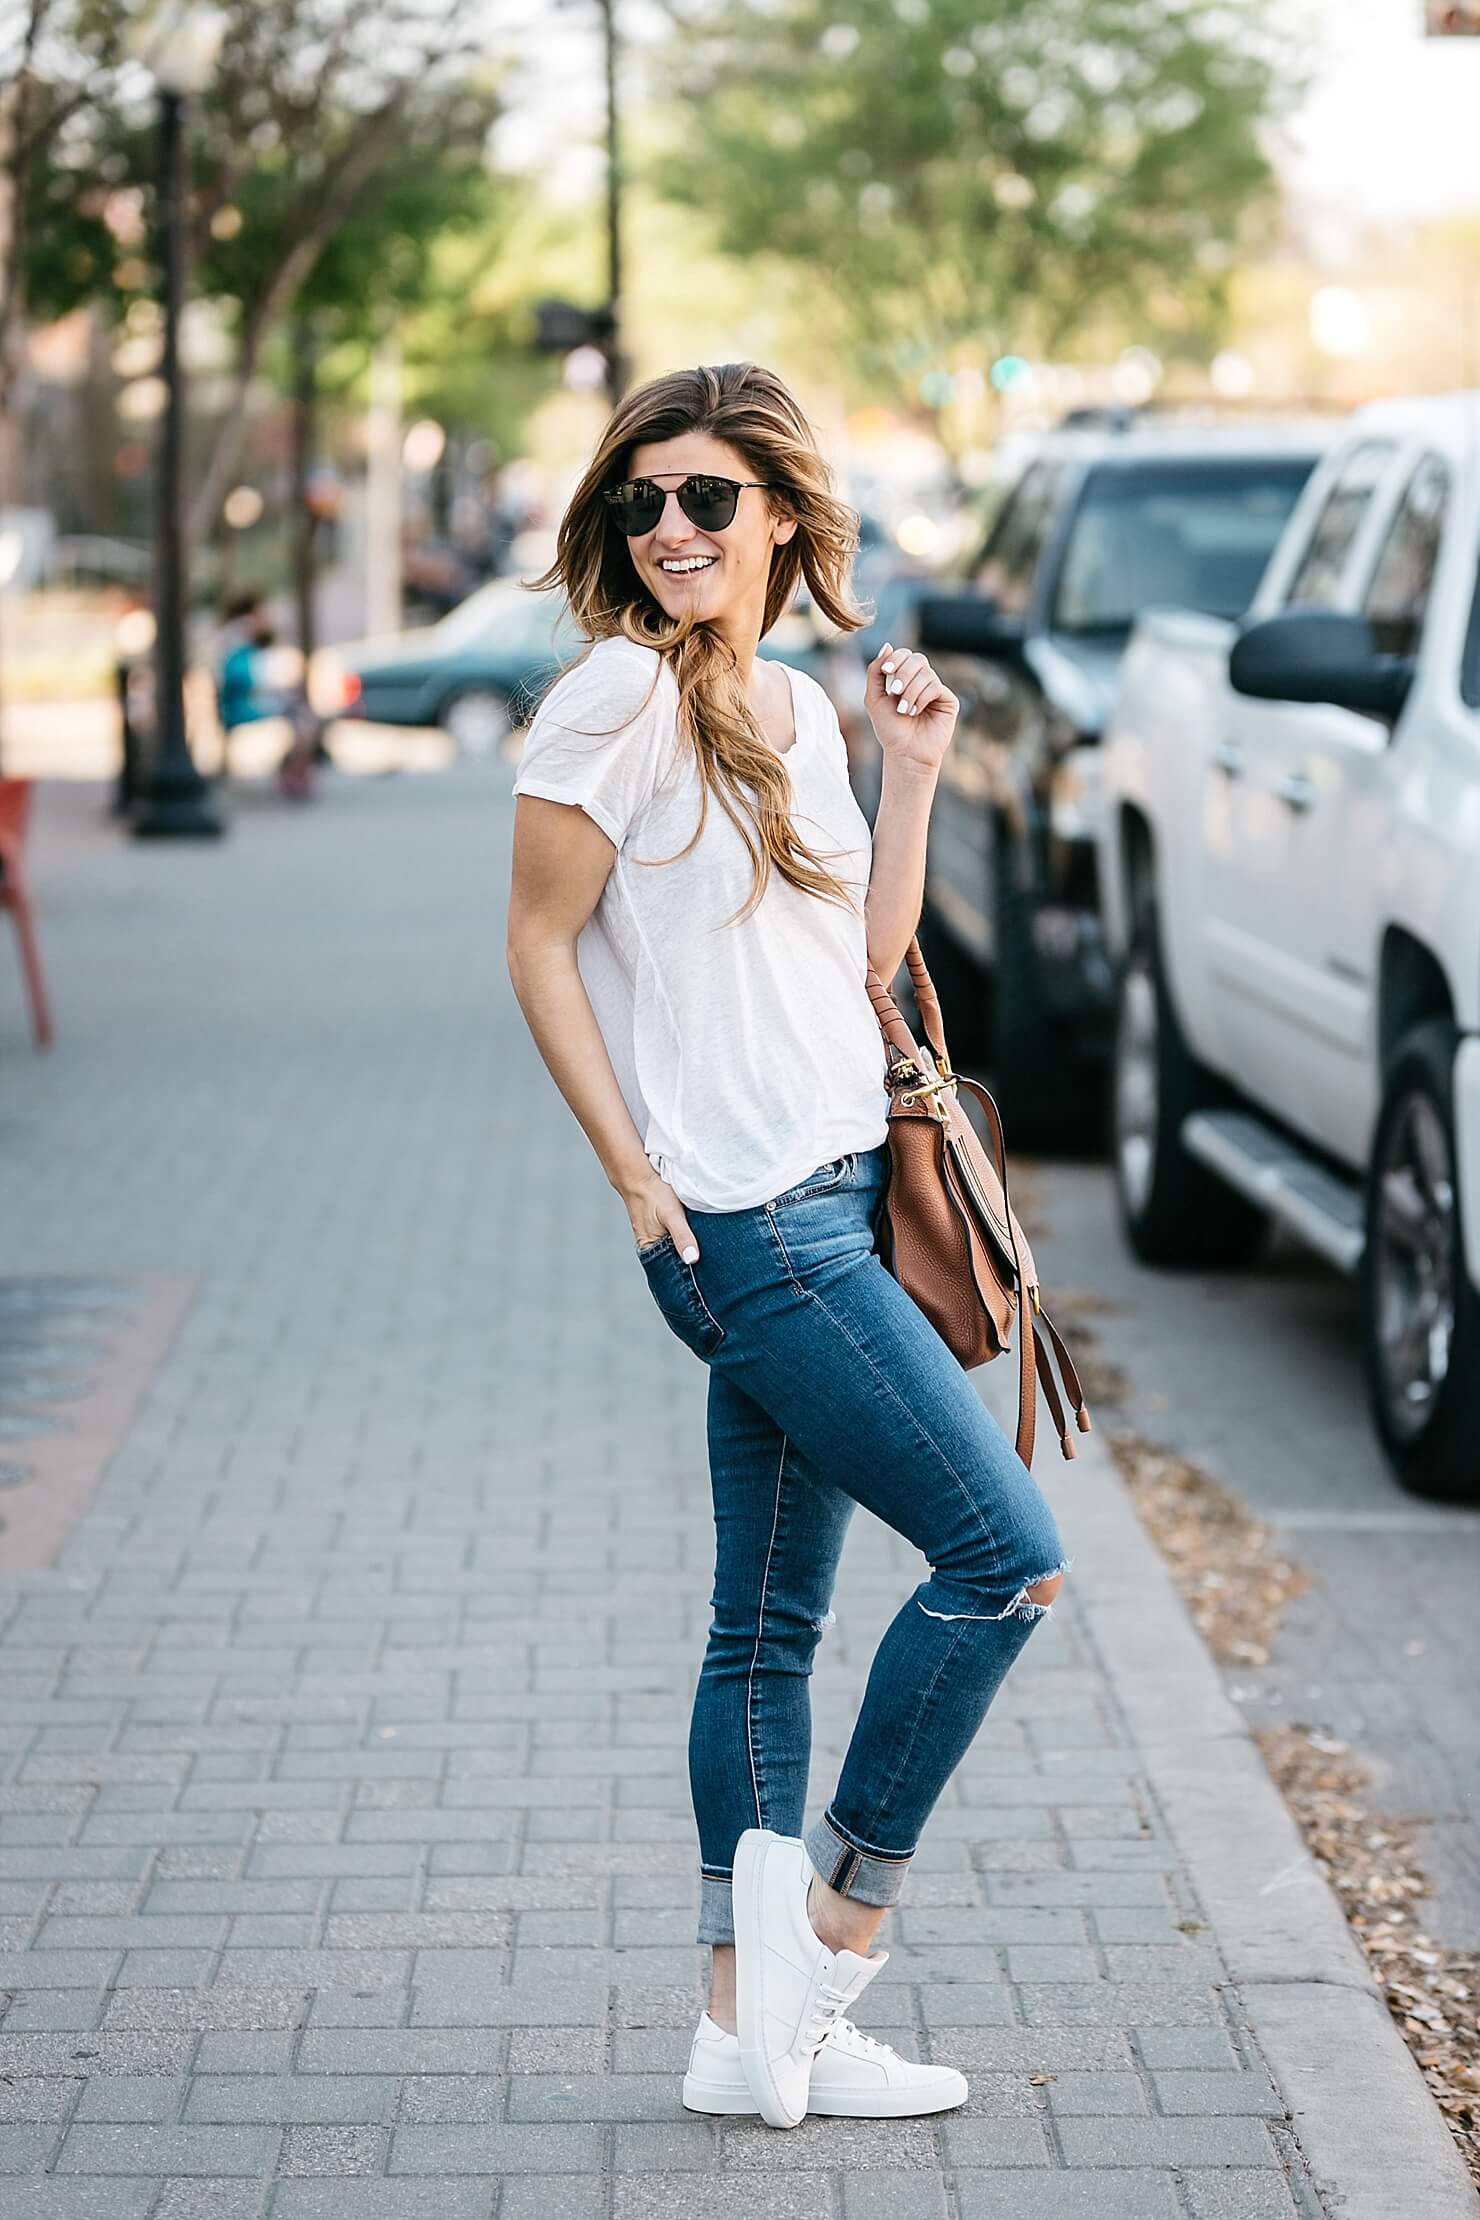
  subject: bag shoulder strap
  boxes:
[864,941,948,1072]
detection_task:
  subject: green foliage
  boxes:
[650,0,1291,390]
[13,2,507,346]
[6,0,148,328]
[274,177,564,456]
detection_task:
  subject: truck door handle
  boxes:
[1275,771,1316,813]
[1212,738,1242,777]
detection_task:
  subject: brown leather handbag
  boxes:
[864,937,1092,1469]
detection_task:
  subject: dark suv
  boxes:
[864,421,1331,1146]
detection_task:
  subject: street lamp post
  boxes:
[596,0,627,406]
[547,0,628,403]
[129,4,227,841]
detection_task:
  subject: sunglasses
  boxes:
[602,472,776,538]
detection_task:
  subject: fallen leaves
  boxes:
[1109,1431,1309,1668]
[1257,1725,1480,2187]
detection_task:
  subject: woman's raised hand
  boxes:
[864,641,957,774]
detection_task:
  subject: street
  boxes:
[1025,1155,1480,1950]
[0,762,1473,2217]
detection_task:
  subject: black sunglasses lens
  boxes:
[678,476,740,529]
[608,482,663,535]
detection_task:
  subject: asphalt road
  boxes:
[1020,1146,1480,1952]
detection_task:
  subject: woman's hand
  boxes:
[864,640,957,776]
[627,1173,700,1263]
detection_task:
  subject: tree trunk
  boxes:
[186,95,410,549]
[364,331,402,637]
[290,312,317,661]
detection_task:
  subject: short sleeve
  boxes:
[511,638,671,850]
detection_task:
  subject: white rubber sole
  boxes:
[807,2077,968,2118]
[681,2074,759,2114]
[682,2070,967,2118]
[733,1826,803,2130]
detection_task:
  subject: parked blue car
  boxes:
[331,581,585,755]
[330,579,830,756]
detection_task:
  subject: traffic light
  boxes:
[533,299,618,353]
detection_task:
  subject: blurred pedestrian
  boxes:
[506,363,1067,2129]
[215,591,320,800]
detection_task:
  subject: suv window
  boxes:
[1362,453,1449,659]
[1284,440,1393,608]
[974,463,1062,615]
[1049,457,1313,634]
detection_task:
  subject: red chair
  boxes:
[0,779,54,1048]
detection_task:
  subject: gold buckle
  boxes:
[1028,1283,1042,1314]
[900,1072,954,1122]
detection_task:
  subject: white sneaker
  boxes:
[682,2008,969,2117]
[732,1825,890,2129]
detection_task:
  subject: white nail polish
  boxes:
[881,659,896,675]
[887,678,901,694]
[681,1245,699,1264]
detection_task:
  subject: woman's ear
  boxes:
[772,509,799,547]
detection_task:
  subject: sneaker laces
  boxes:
[826,2014,888,2056]
[801,1977,852,2051]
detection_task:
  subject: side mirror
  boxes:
[916,588,1026,661]
[1229,610,1415,721]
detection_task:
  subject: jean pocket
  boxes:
[767,1153,857,1211]
[639,1241,726,1359]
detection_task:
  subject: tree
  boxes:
[6,1,501,542]
[179,0,494,539]
[1,3,134,477]
[648,0,1291,400]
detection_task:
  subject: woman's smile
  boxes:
[656,553,720,577]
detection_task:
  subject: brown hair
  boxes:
[526,362,871,925]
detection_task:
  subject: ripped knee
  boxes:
[915,1560,1070,1625]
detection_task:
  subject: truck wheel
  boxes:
[1112,896,1265,1267]
[1362,1019,1480,1502]
[991,845,1102,1154]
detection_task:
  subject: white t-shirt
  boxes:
[511,633,891,1212]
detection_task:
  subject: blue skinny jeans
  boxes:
[635,1139,1068,1946]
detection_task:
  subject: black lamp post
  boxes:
[596,0,627,406]
[550,0,627,405]
[129,3,227,840]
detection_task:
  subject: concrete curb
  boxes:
[979,1369,1480,2220]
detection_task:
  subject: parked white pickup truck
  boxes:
[1098,395,1480,1498]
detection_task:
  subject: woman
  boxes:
[505,362,1067,2131]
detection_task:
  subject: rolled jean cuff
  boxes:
[698,1870,734,1947]
[803,1808,914,1911]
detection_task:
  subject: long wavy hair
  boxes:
[526,362,871,926]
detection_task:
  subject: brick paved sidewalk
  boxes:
[0,768,1472,2220]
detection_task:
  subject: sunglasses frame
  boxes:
[602,472,777,537]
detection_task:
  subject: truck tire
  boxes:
[1362,1019,1480,1502]
[1112,894,1266,1268]
[990,835,1100,1153]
